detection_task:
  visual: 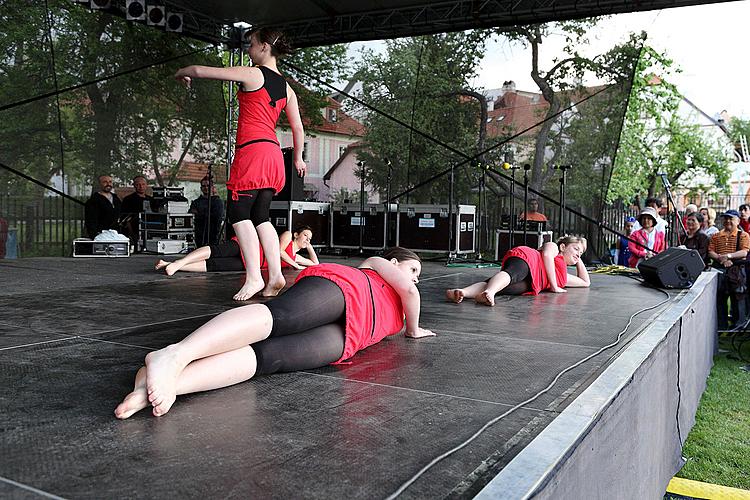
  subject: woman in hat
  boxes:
[627,207,666,268]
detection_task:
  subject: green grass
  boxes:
[676,339,750,490]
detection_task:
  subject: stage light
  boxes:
[90,0,111,9]
[502,162,511,170]
[126,0,145,20]
[147,5,165,26]
[165,12,183,32]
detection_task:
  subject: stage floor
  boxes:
[0,255,677,499]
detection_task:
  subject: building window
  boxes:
[302,141,310,162]
[339,145,347,158]
[327,108,338,122]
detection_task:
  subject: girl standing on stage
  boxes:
[445,236,590,306]
[115,247,435,419]
[154,225,319,274]
[174,28,306,300]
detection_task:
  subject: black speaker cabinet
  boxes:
[637,247,704,289]
[269,201,330,248]
[276,147,305,202]
[330,203,398,250]
[396,204,475,254]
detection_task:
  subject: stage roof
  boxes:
[164,0,739,47]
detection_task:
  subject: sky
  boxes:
[348,1,749,119]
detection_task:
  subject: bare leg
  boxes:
[232,220,264,300]
[445,282,487,303]
[145,304,273,415]
[476,271,512,306]
[154,246,212,276]
[116,347,258,419]
[256,221,285,297]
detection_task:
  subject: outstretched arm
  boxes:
[359,257,434,338]
[174,65,259,89]
[541,242,565,293]
[277,231,302,269]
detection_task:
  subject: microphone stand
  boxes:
[507,164,519,259]
[658,172,685,246]
[385,158,393,248]
[555,164,572,237]
[204,162,213,248]
[522,164,531,245]
[358,161,365,255]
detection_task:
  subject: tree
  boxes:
[609,46,731,203]
[353,32,488,204]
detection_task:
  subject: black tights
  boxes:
[494,257,533,295]
[253,277,346,375]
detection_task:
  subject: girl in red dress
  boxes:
[174,28,306,301]
[154,225,319,274]
[446,236,591,306]
[115,248,435,419]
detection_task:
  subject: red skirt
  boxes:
[227,141,285,194]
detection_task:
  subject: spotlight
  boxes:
[126,0,145,20]
[165,12,183,32]
[147,5,165,26]
[90,0,111,8]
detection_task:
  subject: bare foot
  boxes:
[445,289,465,303]
[114,367,150,419]
[261,275,286,297]
[155,260,170,271]
[476,290,496,306]
[145,346,186,417]
[234,279,265,301]
[164,262,181,276]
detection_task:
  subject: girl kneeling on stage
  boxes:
[154,225,319,274]
[115,247,435,419]
[446,236,590,306]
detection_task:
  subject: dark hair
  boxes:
[132,175,146,183]
[293,224,313,235]
[687,212,704,224]
[645,197,662,208]
[245,28,293,57]
[383,247,421,263]
[97,174,112,181]
[740,204,750,212]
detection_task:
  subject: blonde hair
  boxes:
[699,206,716,225]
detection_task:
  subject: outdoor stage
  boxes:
[0,255,716,499]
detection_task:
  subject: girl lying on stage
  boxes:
[154,225,319,275]
[115,247,435,419]
[445,236,590,306]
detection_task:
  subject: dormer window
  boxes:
[327,108,338,122]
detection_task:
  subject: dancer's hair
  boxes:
[293,224,313,235]
[383,247,421,263]
[556,235,585,248]
[245,28,293,57]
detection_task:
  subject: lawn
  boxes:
[676,338,750,490]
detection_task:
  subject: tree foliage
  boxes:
[354,32,488,204]
[609,46,731,203]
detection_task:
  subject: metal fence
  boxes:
[0,195,86,257]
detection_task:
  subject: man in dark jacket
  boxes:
[119,175,152,245]
[190,176,224,247]
[84,174,122,238]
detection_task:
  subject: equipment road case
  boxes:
[269,201,330,248]
[396,204,475,254]
[330,203,397,250]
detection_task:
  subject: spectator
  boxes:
[614,216,635,266]
[84,174,122,238]
[739,204,750,233]
[682,212,710,266]
[699,206,719,237]
[518,198,547,222]
[190,176,225,247]
[708,209,750,329]
[628,207,666,268]
[120,175,152,245]
[633,197,668,234]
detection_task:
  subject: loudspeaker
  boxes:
[637,247,704,289]
[276,147,305,201]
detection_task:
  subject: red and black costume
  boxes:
[496,246,568,295]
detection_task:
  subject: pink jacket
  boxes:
[628,229,666,267]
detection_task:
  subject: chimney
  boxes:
[501,80,516,93]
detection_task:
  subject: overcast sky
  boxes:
[349,1,749,119]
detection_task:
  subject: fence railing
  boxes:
[0,194,86,257]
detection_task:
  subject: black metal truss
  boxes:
[269,0,737,47]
